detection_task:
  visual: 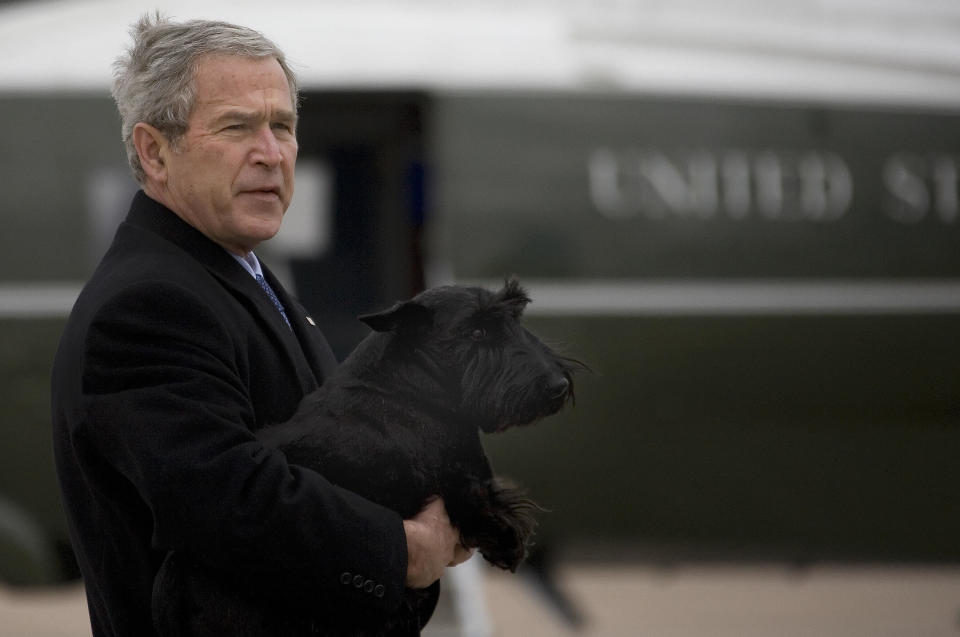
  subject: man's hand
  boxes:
[402,497,473,589]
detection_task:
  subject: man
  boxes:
[51,14,470,637]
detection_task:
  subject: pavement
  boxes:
[3,559,960,636]
[475,561,960,637]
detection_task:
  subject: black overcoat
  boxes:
[51,191,408,636]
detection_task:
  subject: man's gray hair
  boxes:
[112,13,299,184]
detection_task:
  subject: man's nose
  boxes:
[252,126,283,167]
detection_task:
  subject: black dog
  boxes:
[153,278,579,636]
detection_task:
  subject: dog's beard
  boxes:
[476,372,574,434]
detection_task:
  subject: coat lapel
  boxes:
[124,191,337,393]
[260,265,338,385]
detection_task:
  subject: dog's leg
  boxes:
[449,476,539,572]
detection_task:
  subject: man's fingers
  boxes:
[449,543,474,567]
[404,496,469,588]
[421,496,447,518]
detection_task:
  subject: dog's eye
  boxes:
[470,328,486,341]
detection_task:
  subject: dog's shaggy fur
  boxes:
[153,279,579,636]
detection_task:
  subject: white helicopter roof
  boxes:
[1,0,959,107]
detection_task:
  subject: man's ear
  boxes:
[132,122,171,183]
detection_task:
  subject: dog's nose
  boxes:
[546,374,570,398]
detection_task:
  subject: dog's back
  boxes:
[259,332,455,520]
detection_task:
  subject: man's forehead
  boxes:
[203,105,296,125]
[192,55,294,106]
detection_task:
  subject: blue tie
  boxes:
[255,273,291,328]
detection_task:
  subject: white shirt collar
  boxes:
[231,251,263,279]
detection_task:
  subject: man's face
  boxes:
[161,55,298,255]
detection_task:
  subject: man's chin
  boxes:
[234,213,285,245]
[236,194,287,219]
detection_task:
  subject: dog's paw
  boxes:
[469,478,541,571]
[478,527,529,571]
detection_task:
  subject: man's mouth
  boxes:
[242,187,281,199]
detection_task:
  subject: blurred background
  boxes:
[2,0,959,635]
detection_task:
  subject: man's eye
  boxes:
[272,122,293,132]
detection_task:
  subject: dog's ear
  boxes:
[359,301,434,335]
[497,277,531,318]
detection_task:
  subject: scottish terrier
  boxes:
[154,278,580,636]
